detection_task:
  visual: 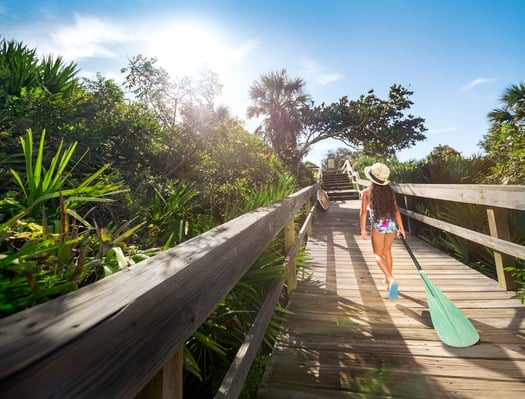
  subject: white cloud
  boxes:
[51,15,131,59]
[460,77,494,92]
[300,59,343,85]
[426,127,459,135]
[6,14,132,61]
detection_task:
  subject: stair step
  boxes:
[321,172,359,201]
[323,184,353,189]
[326,190,359,198]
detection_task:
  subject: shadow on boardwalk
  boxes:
[257,201,525,399]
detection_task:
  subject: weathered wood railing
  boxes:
[343,160,525,290]
[0,184,319,399]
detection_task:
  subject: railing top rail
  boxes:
[393,183,525,210]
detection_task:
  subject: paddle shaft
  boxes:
[399,236,422,271]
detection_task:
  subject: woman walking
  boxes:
[360,162,406,300]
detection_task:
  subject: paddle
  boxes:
[399,236,480,347]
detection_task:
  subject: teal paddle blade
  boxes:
[420,271,480,347]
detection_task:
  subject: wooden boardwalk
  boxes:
[257,200,525,399]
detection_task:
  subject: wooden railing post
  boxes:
[305,199,312,236]
[284,219,297,292]
[136,348,184,399]
[403,195,415,235]
[486,207,517,290]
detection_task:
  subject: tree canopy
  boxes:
[247,69,427,168]
[480,82,525,184]
[302,84,427,159]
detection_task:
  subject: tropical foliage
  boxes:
[0,129,141,316]
[480,82,525,184]
[389,145,491,184]
[0,38,80,153]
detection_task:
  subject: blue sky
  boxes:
[1,0,524,165]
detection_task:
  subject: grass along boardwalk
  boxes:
[257,200,525,399]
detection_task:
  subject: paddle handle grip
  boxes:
[400,236,423,272]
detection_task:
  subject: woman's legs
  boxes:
[371,229,396,289]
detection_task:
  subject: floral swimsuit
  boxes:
[369,208,397,234]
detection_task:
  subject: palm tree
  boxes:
[39,55,79,98]
[247,69,310,171]
[487,82,525,124]
[0,39,38,103]
[0,38,79,101]
[481,82,525,184]
[0,38,81,149]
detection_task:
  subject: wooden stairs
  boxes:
[321,171,359,201]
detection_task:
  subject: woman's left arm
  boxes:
[360,189,370,240]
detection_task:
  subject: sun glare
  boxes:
[144,18,262,121]
[149,20,229,78]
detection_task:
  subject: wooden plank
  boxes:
[273,337,525,361]
[266,349,525,381]
[258,373,525,399]
[258,380,525,399]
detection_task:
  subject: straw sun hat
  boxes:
[364,162,390,185]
